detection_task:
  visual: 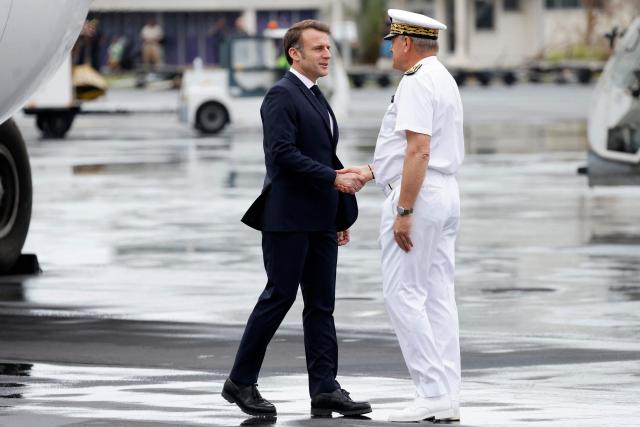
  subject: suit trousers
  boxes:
[229,231,340,397]
[379,170,461,399]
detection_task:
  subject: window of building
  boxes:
[545,0,581,9]
[504,0,520,11]
[475,0,495,30]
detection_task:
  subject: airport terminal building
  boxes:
[89,0,638,70]
[89,0,337,68]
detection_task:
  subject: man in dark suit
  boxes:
[221,20,371,418]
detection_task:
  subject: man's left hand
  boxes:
[337,229,350,246]
[393,215,413,252]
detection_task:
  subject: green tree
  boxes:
[357,0,387,64]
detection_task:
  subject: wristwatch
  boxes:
[397,206,414,216]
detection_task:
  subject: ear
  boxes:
[288,47,299,62]
[403,36,412,53]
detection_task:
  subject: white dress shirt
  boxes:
[289,67,333,134]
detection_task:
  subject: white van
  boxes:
[179,30,350,134]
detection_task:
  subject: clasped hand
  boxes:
[334,165,373,194]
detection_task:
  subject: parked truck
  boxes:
[179,29,350,135]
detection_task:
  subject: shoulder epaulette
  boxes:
[404,63,422,76]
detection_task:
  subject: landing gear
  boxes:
[0,119,32,273]
[35,110,77,139]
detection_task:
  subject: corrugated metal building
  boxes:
[88,0,335,68]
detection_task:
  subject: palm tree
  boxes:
[357,0,388,64]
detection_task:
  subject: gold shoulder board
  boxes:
[404,63,422,76]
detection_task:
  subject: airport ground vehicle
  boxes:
[581,17,640,186]
[0,0,91,273]
[22,56,80,139]
[179,30,350,135]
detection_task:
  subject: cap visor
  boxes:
[383,33,395,40]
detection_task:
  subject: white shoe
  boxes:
[438,401,460,422]
[388,396,453,422]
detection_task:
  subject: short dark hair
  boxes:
[283,20,330,65]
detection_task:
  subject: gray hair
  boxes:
[410,37,439,53]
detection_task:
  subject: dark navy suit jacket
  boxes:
[242,71,357,232]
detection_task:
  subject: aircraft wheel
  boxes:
[454,71,467,86]
[576,68,593,85]
[350,74,366,88]
[0,119,32,273]
[502,71,517,86]
[377,75,391,87]
[196,102,228,134]
[37,112,75,139]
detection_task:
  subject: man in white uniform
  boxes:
[339,9,464,423]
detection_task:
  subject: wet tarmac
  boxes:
[1,84,639,426]
[1,359,638,426]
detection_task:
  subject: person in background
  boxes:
[107,36,126,72]
[73,18,102,70]
[140,18,163,72]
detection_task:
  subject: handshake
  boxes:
[334,164,374,194]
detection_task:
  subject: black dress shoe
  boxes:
[221,378,276,417]
[310,388,372,417]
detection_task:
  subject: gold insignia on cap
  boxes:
[404,63,422,76]
[389,22,439,39]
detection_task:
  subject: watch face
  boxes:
[397,206,413,216]
[397,207,408,215]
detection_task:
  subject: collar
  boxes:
[403,55,438,74]
[289,67,316,89]
[417,55,438,66]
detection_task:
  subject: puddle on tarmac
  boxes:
[481,287,556,294]
[0,363,32,376]
[465,121,587,154]
[0,281,25,302]
[590,233,640,245]
[348,121,588,155]
[609,285,640,301]
[0,364,30,401]
[72,159,185,175]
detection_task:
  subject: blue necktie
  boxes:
[311,85,333,136]
[310,85,328,110]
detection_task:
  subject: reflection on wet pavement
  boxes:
[0,280,25,302]
[0,361,638,426]
[480,287,555,294]
[0,364,31,401]
[0,364,32,376]
[610,285,640,301]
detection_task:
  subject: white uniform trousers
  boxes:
[379,170,461,399]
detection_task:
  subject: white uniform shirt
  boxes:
[372,56,464,188]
